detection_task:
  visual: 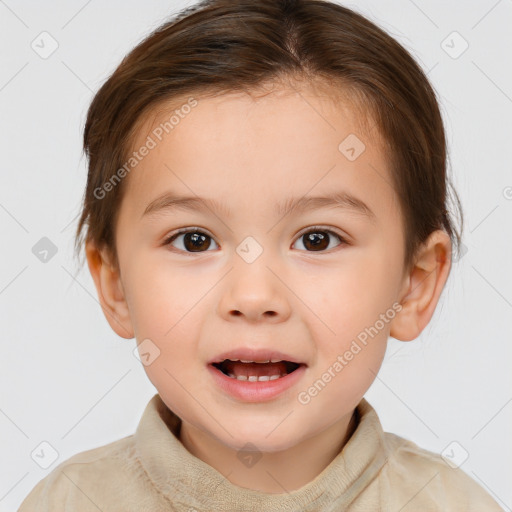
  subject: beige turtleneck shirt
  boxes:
[18,393,503,511]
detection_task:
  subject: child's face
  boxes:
[108,83,410,451]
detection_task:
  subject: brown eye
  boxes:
[292,228,346,252]
[164,229,219,253]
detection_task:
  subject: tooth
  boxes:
[237,359,273,363]
[225,373,284,381]
[270,358,282,363]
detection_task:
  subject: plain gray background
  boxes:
[1,0,511,510]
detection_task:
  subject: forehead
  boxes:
[120,82,396,222]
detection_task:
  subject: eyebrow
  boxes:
[141,190,376,222]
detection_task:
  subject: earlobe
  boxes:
[85,241,134,339]
[390,230,452,342]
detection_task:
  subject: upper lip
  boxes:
[209,348,306,366]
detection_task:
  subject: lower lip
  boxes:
[207,363,307,402]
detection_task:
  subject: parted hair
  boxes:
[74,0,463,274]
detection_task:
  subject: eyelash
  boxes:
[162,226,348,254]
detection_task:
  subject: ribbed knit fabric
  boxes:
[18,393,503,511]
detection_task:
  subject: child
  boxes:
[19,0,503,510]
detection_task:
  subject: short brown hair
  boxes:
[73,0,463,274]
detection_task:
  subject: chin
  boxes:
[215,424,306,453]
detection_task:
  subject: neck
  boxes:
[179,408,359,493]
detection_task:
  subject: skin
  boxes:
[86,79,451,493]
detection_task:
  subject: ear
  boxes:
[390,230,452,342]
[85,241,134,339]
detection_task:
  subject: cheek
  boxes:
[126,258,200,337]
[127,264,205,406]
[292,256,395,390]
[125,258,213,360]
[122,265,199,395]
[298,284,390,410]
[292,254,398,334]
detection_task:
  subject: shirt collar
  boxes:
[135,393,388,511]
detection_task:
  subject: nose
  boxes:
[217,253,292,324]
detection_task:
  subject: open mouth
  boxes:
[211,359,303,382]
